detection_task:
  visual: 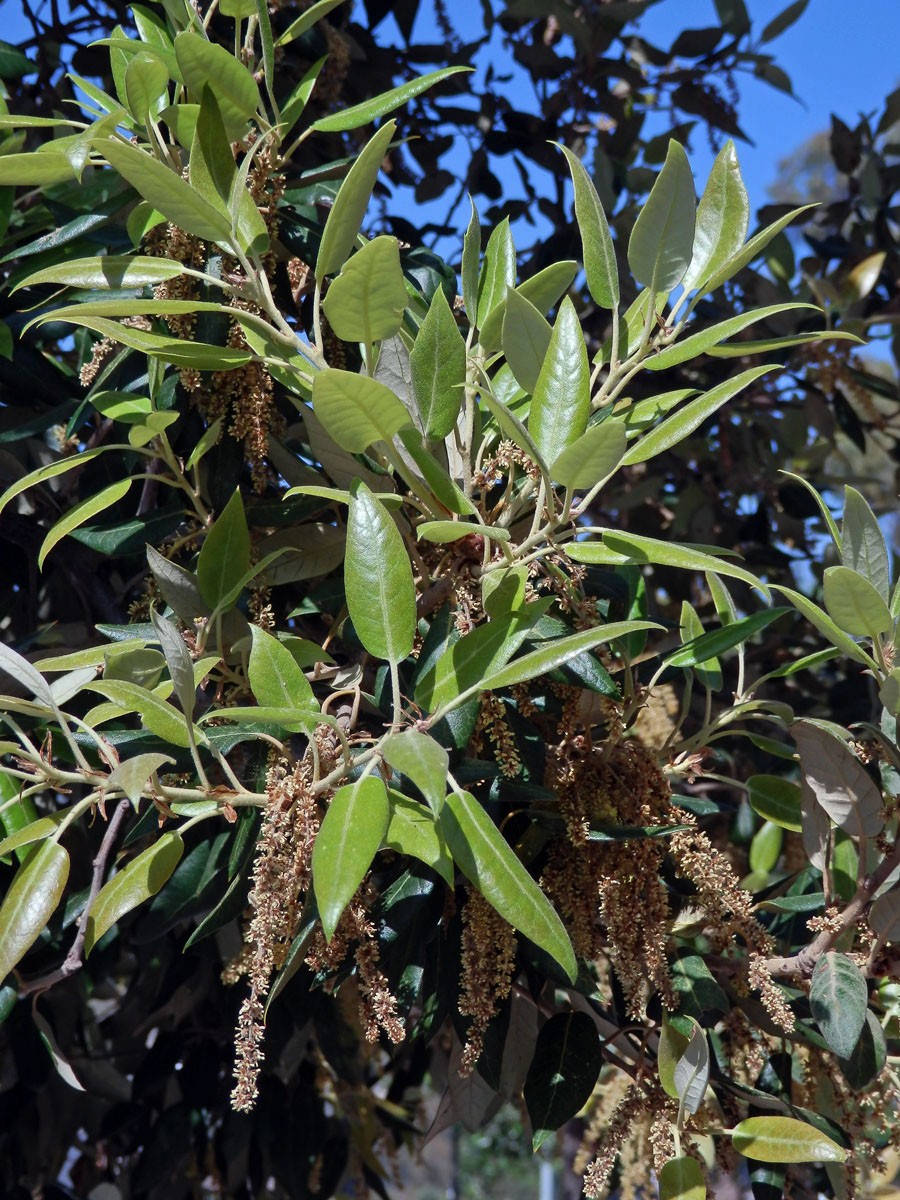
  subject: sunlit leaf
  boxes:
[85,832,184,954]
[313,774,389,940]
[0,839,70,982]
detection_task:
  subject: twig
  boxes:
[19,799,131,997]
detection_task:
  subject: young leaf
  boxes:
[731,1116,847,1164]
[680,139,748,295]
[703,204,816,296]
[0,839,70,982]
[409,285,466,439]
[382,729,449,813]
[173,30,260,138]
[664,608,789,669]
[150,608,196,719]
[189,83,236,214]
[13,255,186,292]
[316,120,397,281]
[279,54,327,135]
[85,679,198,748]
[476,217,516,330]
[841,486,890,601]
[312,775,390,940]
[124,51,168,126]
[439,788,577,981]
[274,0,348,46]
[523,1012,603,1150]
[107,752,175,809]
[461,198,480,327]
[555,142,618,309]
[384,791,453,885]
[582,530,768,598]
[346,481,416,663]
[311,368,410,452]
[673,1021,710,1114]
[627,140,695,291]
[248,625,316,710]
[197,489,250,612]
[772,584,874,668]
[622,366,774,465]
[549,418,626,489]
[658,1156,705,1200]
[528,296,590,466]
[793,720,885,839]
[502,288,552,395]
[311,65,471,133]
[823,565,892,637]
[646,304,815,371]
[322,235,408,344]
[38,477,132,569]
[479,260,577,353]
[416,520,509,544]
[810,952,869,1060]
[84,832,184,954]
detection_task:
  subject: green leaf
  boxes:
[842,486,890,601]
[312,367,410,452]
[555,143,618,309]
[732,1116,847,1164]
[793,720,885,839]
[313,774,390,940]
[673,1021,710,1114]
[583,530,768,598]
[84,832,184,954]
[409,284,466,439]
[439,789,576,981]
[837,1007,886,1089]
[761,0,810,42]
[384,791,453,885]
[461,198,480,327]
[99,137,233,246]
[747,775,802,832]
[749,820,783,874]
[0,447,108,520]
[399,431,476,516]
[107,752,175,808]
[664,608,789,668]
[316,120,397,281]
[189,84,236,216]
[703,205,816,296]
[476,217,516,330]
[479,386,548,472]
[772,585,874,667]
[550,417,626,490]
[174,30,259,139]
[658,1017,689,1098]
[646,304,816,371]
[14,254,186,293]
[706,330,863,357]
[681,139,748,295]
[197,489,250,612]
[524,1011,602,1150]
[48,314,251,370]
[279,55,327,135]
[0,839,70,982]
[0,813,67,860]
[248,625,316,709]
[346,481,416,662]
[622,366,775,465]
[779,471,841,552]
[312,65,471,132]
[322,236,408,344]
[0,149,76,186]
[274,0,348,46]
[528,297,590,466]
[659,1156,706,1200]
[150,607,196,720]
[38,478,132,569]
[84,679,200,748]
[478,260,578,353]
[501,289,552,395]
[671,954,729,1018]
[416,520,510,545]
[382,729,449,814]
[870,887,900,944]
[823,565,892,637]
[124,51,169,125]
[628,140,695,291]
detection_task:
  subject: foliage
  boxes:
[0,2,900,1199]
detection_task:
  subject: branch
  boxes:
[19,799,131,997]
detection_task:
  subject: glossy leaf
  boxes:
[346,481,416,662]
[622,366,774,465]
[665,608,789,668]
[316,120,397,281]
[673,1020,709,1114]
[747,776,802,832]
[837,1008,886,1090]
[524,1011,602,1149]
[439,789,577,981]
[322,235,408,344]
[823,565,892,636]
[312,65,470,132]
[14,255,186,292]
[659,1156,706,1200]
[197,489,250,612]
[810,951,869,1059]
[793,720,884,839]
[382,729,449,814]
[416,520,510,544]
[38,477,132,569]
[772,585,874,667]
[85,679,197,748]
[646,304,815,371]
[479,260,578,353]
[384,791,453,885]
[461,198,480,327]
[84,832,184,954]
[550,418,626,489]
[704,204,816,296]
[124,51,168,125]
[657,1017,689,1098]
[0,839,70,982]
[842,485,889,601]
[150,607,196,720]
[556,142,618,309]
[476,218,515,330]
[409,285,466,439]
[311,368,410,452]
[528,297,590,466]
[707,330,863,357]
[0,814,66,860]
[0,149,76,186]
[627,140,695,291]
[248,625,316,710]
[174,30,259,138]
[732,1117,847,1164]
[0,447,107,522]
[313,774,390,940]
[44,312,251,370]
[501,288,552,395]
[681,139,748,295]
[399,431,477,515]
[584,530,769,597]
[750,820,782,874]
[107,752,175,808]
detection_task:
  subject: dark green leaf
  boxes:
[0,839,70,982]
[409,285,466,439]
[313,774,390,940]
[311,66,471,133]
[85,833,184,954]
[809,952,868,1060]
[524,1012,602,1149]
[627,140,695,291]
[555,143,618,309]
[197,489,250,612]
[528,297,589,466]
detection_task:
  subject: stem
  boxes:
[389,658,402,732]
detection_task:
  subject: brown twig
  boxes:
[19,799,131,996]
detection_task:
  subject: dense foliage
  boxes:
[1,2,900,1199]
